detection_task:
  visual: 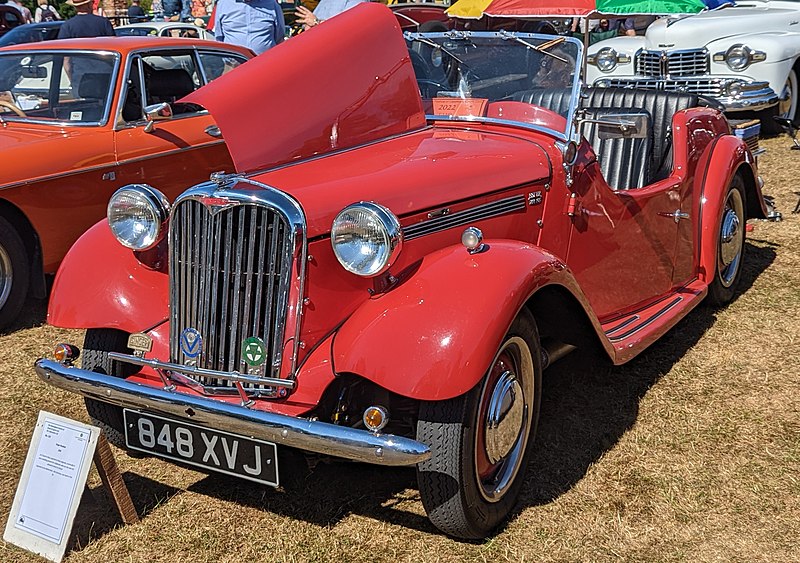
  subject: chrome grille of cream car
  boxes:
[601,78,724,97]
[169,195,295,388]
[635,49,709,78]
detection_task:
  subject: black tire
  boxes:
[707,175,747,306]
[0,216,29,331]
[416,310,542,539]
[82,328,138,448]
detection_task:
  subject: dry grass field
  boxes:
[0,135,798,562]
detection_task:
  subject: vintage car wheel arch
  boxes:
[48,220,168,332]
[697,140,761,288]
[0,200,45,298]
[332,241,610,402]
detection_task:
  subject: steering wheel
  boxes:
[0,99,26,117]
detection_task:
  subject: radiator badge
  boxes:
[180,328,203,359]
[242,337,267,367]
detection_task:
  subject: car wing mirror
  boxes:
[143,102,173,133]
[577,111,650,140]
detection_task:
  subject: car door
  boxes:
[564,161,682,320]
[112,49,239,203]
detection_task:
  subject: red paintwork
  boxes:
[333,242,592,400]
[48,221,168,332]
[48,4,765,412]
[182,5,426,175]
[0,37,253,273]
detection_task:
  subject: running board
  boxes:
[601,280,708,364]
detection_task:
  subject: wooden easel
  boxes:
[91,433,139,524]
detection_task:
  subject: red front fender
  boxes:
[48,221,168,331]
[332,241,587,401]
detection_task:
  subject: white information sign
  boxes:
[4,411,99,563]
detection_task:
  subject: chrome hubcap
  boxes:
[484,370,524,464]
[779,72,797,118]
[0,243,12,311]
[718,189,744,288]
[476,336,533,503]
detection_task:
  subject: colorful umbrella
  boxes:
[447,0,708,20]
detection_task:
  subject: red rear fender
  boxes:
[697,136,760,284]
[332,241,596,401]
[48,221,168,331]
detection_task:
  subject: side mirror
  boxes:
[143,102,173,133]
[578,111,651,140]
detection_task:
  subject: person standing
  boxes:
[35,0,62,22]
[7,0,33,23]
[58,0,115,38]
[127,0,146,22]
[294,0,365,30]
[213,0,284,55]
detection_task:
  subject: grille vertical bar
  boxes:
[169,198,294,388]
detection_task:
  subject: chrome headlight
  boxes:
[725,45,751,71]
[331,202,402,277]
[107,184,170,251]
[596,48,618,72]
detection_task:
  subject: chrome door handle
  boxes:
[658,209,690,223]
[205,125,222,138]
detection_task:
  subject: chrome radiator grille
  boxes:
[601,78,724,97]
[169,198,294,386]
[635,49,708,78]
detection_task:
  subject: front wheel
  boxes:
[416,311,542,539]
[82,328,138,448]
[707,175,747,306]
[0,216,29,331]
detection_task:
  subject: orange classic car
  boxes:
[0,36,252,329]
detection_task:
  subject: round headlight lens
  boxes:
[107,184,170,251]
[596,48,618,72]
[331,202,402,277]
[726,45,751,71]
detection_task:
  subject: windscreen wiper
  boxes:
[500,32,568,64]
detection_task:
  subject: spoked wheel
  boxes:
[708,175,747,306]
[416,310,542,539]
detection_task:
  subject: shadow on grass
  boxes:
[65,241,776,540]
[66,472,181,552]
[0,295,47,336]
[516,239,775,511]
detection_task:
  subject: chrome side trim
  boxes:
[404,195,526,240]
[608,296,683,342]
[35,359,430,466]
[604,315,640,336]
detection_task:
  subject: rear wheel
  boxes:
[707,175,747,306]
[82,328,138,448]
[416,310,542,539]
[0,216,29,331]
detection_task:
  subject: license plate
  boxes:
[123,410,278,487]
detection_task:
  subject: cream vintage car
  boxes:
[586,0,800,126]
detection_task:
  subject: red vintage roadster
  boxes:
[0,37,252,329]
[36,4,768,539]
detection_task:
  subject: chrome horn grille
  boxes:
[168,180,306,389]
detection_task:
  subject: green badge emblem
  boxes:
[242,337,267,367]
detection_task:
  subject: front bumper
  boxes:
[34,358,431,467]
[593,76,778,112]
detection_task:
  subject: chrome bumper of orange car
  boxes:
[34,358,431,466]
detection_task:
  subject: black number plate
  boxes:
[123,410,278,486]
